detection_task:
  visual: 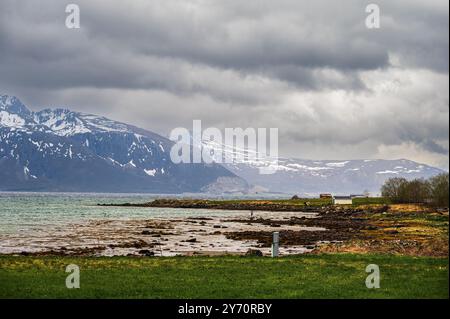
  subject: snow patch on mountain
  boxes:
[0,111,26,128]
[326,161,349,167]
[33,108,131,136]
[144,168,157,176]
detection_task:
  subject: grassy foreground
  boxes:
[0,254,448,299]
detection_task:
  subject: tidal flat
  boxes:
[1,195,447,258]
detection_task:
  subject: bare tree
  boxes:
[381,177,408,203]
[400,178,430,204]
[429,173,449,207]
[381,174,448,207]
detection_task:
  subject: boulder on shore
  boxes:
[245,249,263,257]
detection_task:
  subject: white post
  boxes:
[271,232,279,257]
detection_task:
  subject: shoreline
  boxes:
[0,209,322,257]
[1,198,447,258]
[97,198,331,212]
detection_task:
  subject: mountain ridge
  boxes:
[0,95,247,193]
[196,129,445,195]
[0,94,444,195]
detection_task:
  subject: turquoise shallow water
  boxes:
[0,192,314,256]
[0,192,245,235]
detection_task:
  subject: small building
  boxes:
[320,193,333,199]
[332,196,353,205]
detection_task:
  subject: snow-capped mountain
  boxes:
[0,95,247,193]
[1,94,444,195]
[196,138,444,195]
[225,158,443,195]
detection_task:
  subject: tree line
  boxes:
[381,173,449,207]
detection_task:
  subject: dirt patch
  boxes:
[315,238,449,257]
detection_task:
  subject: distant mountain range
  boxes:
[0,94,444,195]
[223,158,443,195]
[0,95,247,193]
[195,139,444,196]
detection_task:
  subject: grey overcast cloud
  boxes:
[0,0,448,169]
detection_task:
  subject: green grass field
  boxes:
[0,254,447,299]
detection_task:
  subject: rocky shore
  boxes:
[3,200,447,257]
[224,205,388,247]
[98,198,325,212]
[2,210,322,257]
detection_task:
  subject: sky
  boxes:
[0,0,448,169]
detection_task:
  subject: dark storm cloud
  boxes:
[0,0,448,169]
[420,140,448,155]
[1,0,447,94]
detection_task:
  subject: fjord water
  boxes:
[0,192,242,236]
[0,192,316,256]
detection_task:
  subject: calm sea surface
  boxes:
[0,192,314,256]
[0,192,250,235]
